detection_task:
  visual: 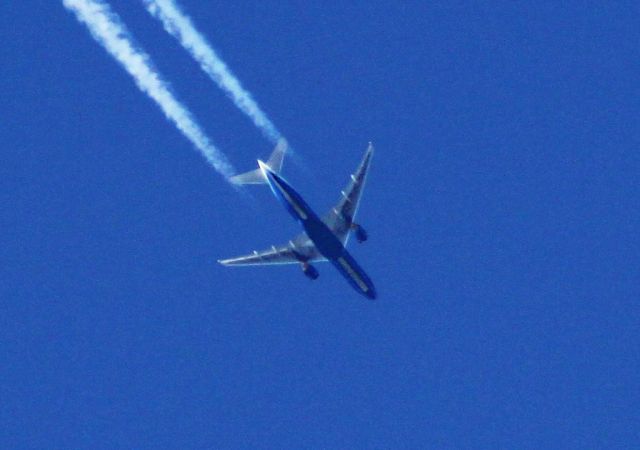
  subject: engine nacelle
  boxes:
[354,224,368,243]
[302,263,319,280]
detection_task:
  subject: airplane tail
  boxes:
[230,138,287,185]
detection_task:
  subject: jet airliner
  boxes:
[218,139,376,300]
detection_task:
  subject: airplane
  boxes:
[218,139,377,300]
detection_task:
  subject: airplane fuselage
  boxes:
[259,160,377,299]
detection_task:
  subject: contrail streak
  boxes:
[62,0,236,178]
[143,0,282,143]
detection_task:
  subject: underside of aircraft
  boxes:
[219,140,376,299]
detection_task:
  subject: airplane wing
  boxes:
[323,143,374,245]
[218,234,325,266]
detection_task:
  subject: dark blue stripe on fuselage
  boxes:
[265,170,343,259]
[331,251,377,300]
[264,169,376,299]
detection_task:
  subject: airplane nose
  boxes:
[365,285,377,300]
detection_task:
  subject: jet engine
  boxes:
[354,224,368,243]
[302,263,319,280]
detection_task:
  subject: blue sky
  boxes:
[1,1,638,448]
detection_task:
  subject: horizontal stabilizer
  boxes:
[229,167,265,185]
[266,138,286,174]
[230,138,287,185]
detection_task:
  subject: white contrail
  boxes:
[62,0,236,178]
[143,0,281,143]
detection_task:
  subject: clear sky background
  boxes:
[1,1,638,448]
